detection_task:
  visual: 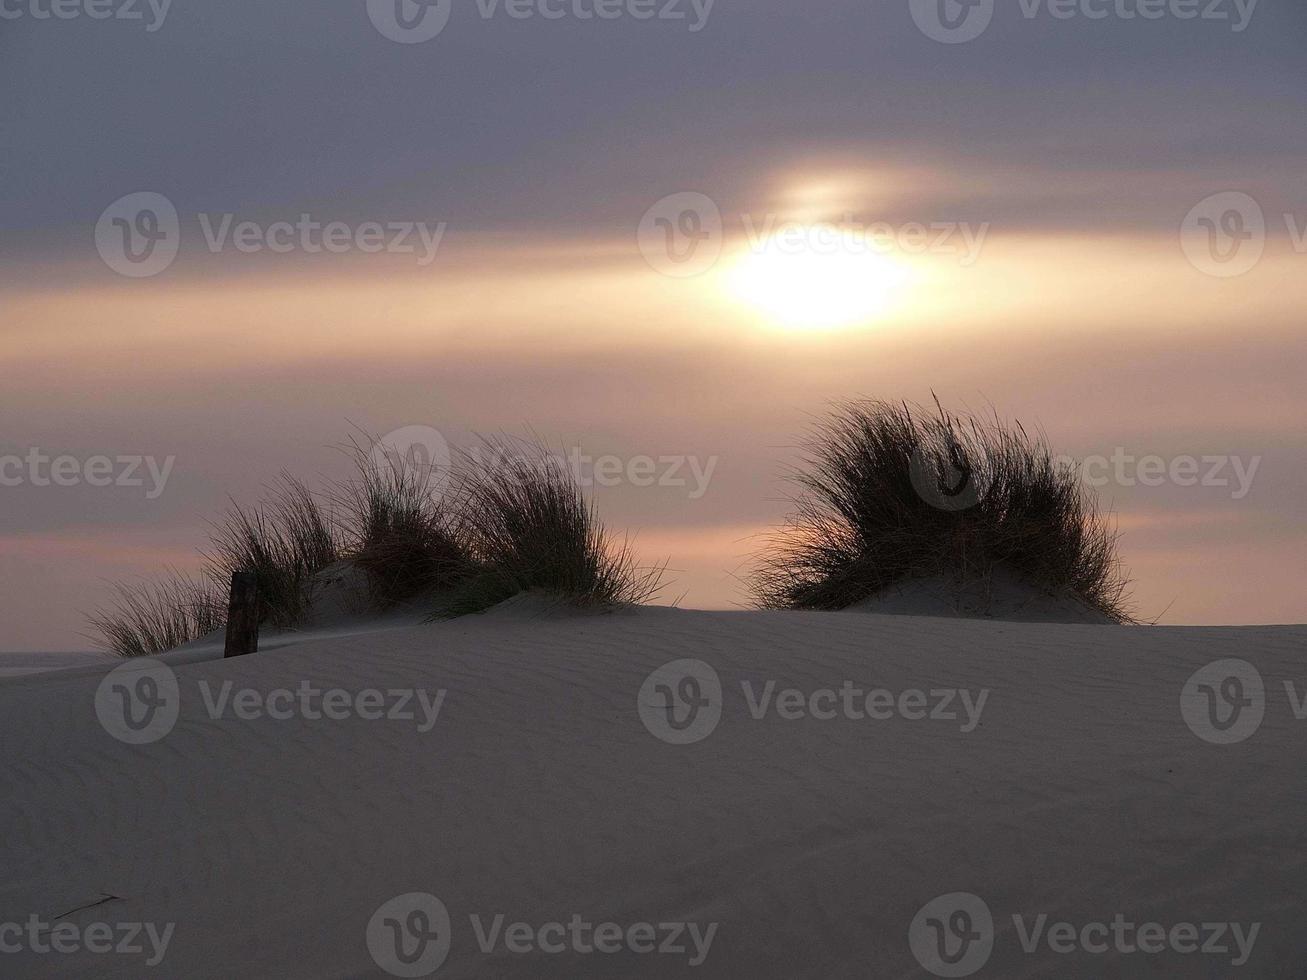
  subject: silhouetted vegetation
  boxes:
[445,440,664,616]
[89,434,664,655]
[750,399,1134,622]
[203,475,341,628]
[86,573,225,658]
[340,438,471,608]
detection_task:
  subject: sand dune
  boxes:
[0,652,112,679]
[3,605,1304,977]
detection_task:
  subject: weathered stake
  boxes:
[224,571,260,658]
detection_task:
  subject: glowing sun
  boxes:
[724,224,912,329]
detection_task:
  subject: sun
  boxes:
[724,224,912,330]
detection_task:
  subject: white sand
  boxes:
[2,604,1304,977]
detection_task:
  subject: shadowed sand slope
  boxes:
[847,570,1117,624]
[2,607,1305,977]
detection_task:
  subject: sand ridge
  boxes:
[2,606,1305,976]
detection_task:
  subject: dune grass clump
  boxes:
[340,440,471,608]
[90,476,338,656]
[87,573,225,658]
[750,399,1134,622]
[203,475,341,629]
[90,432,665,654]
[446,441,664,615]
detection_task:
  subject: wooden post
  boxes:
[224,571,260,658]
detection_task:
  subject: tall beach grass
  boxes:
[750,399,1134,622]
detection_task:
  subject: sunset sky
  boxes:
[2,0,1305,648]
